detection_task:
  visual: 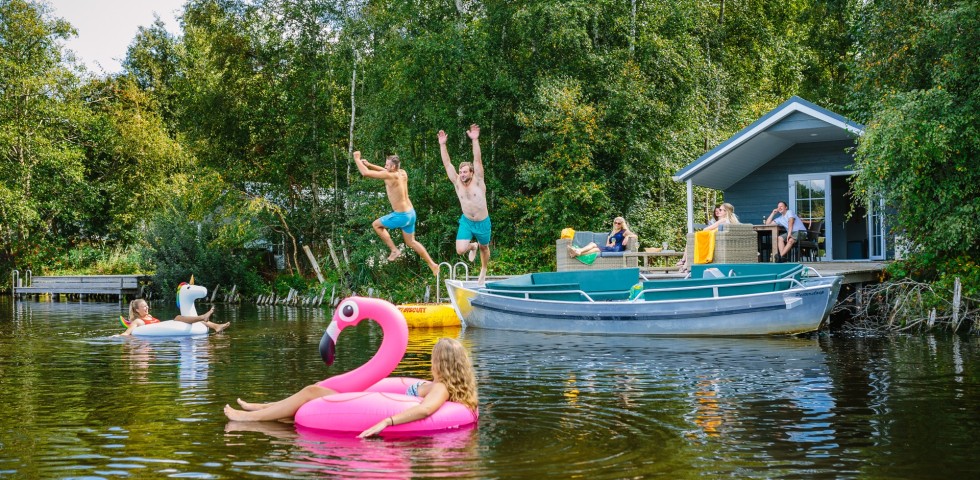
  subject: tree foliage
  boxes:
[850,0,979,284]
[3,0,975,302]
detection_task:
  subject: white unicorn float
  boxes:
[120,277,220,336]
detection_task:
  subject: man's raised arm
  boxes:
[353,151,388,179]
[437,130,458,182]
[468,124,483,179]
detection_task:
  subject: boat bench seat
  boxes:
[689,263,805,281]
[531,268,638,291]
[642,273,780,301]
[486,282,584,301]
[485,268,639,302]
[532,268,639,301]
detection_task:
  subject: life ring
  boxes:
[397,303,460,328]
[294,297,477,434]
[123,279,210,337]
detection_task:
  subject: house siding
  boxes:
[724,140,856,224]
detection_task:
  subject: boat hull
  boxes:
[446,276,841,336]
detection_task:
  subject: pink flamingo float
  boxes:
[294,296,478,434]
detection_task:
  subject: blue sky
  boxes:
[46,0,186,74]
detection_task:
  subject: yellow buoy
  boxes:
[397,303,461,328]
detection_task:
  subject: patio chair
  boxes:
[684,223,758,265]
[798,220,823,262]
[556,231,639,272]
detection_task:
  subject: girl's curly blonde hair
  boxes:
[431,338,478,411]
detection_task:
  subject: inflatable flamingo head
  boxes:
[176,277,208,317]
[319,296,409,370]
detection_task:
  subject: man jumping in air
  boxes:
[354,150,440,275]
[438,124,491,285]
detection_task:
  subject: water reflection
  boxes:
[462,329,844,477]
[3,297,980,478]
[223,421,480,479]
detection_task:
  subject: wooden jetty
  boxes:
[11,272,149,301]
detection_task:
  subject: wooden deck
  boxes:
[13,274,149,299]
[800,261,888,284]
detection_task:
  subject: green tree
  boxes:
[0,0,88,271]
[850,1,980,284]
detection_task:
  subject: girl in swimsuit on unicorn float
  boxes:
[120,298,228,336]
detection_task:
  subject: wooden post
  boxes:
[317,287,326,306]
[327,238,343,271]
[303,245,325,283]
[952,277,962,331]
[210,284,221,302]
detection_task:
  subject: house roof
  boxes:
[673,96,865,190]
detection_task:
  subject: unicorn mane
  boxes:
[176,282,188,309]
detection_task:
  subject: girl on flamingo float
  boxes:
[224,337,478,438]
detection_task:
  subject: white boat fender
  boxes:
[702,268,724,279]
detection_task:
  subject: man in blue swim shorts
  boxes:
[354,151,440,275]
[438,124,491,285]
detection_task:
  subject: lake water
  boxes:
[1,296,978,479]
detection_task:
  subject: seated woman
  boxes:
[120,298,229,335]
[704,202,740,230]
[223,338,479,438]
[677,203,739,272]
[567,217,633,258]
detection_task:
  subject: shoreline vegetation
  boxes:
[837,277,979,334]
[2,1,977,334]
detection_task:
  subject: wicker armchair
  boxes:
[684,223,759,265]
[556,231,639,272]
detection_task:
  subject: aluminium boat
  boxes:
[445,264,841,336]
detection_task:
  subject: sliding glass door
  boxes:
[789,175,829,260]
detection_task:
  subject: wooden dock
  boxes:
[12,274,149,300]
[801,261,888,284]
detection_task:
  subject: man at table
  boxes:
[765,201,807,262]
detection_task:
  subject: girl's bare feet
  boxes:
[213,322,230,333]
[224,404,254,421]
[387,249,403,261]
[567,244,578,258]
[428,261,440,275]
[202,307,215,321]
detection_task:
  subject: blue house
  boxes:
[673,96,885,261]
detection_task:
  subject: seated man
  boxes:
[764,201,807,262]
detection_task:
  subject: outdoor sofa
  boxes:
[556,231,639,272]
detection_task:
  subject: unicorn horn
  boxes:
[190,275,195,285]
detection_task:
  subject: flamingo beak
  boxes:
[318,320,341,366]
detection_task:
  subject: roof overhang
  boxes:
[673,97,865,190]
